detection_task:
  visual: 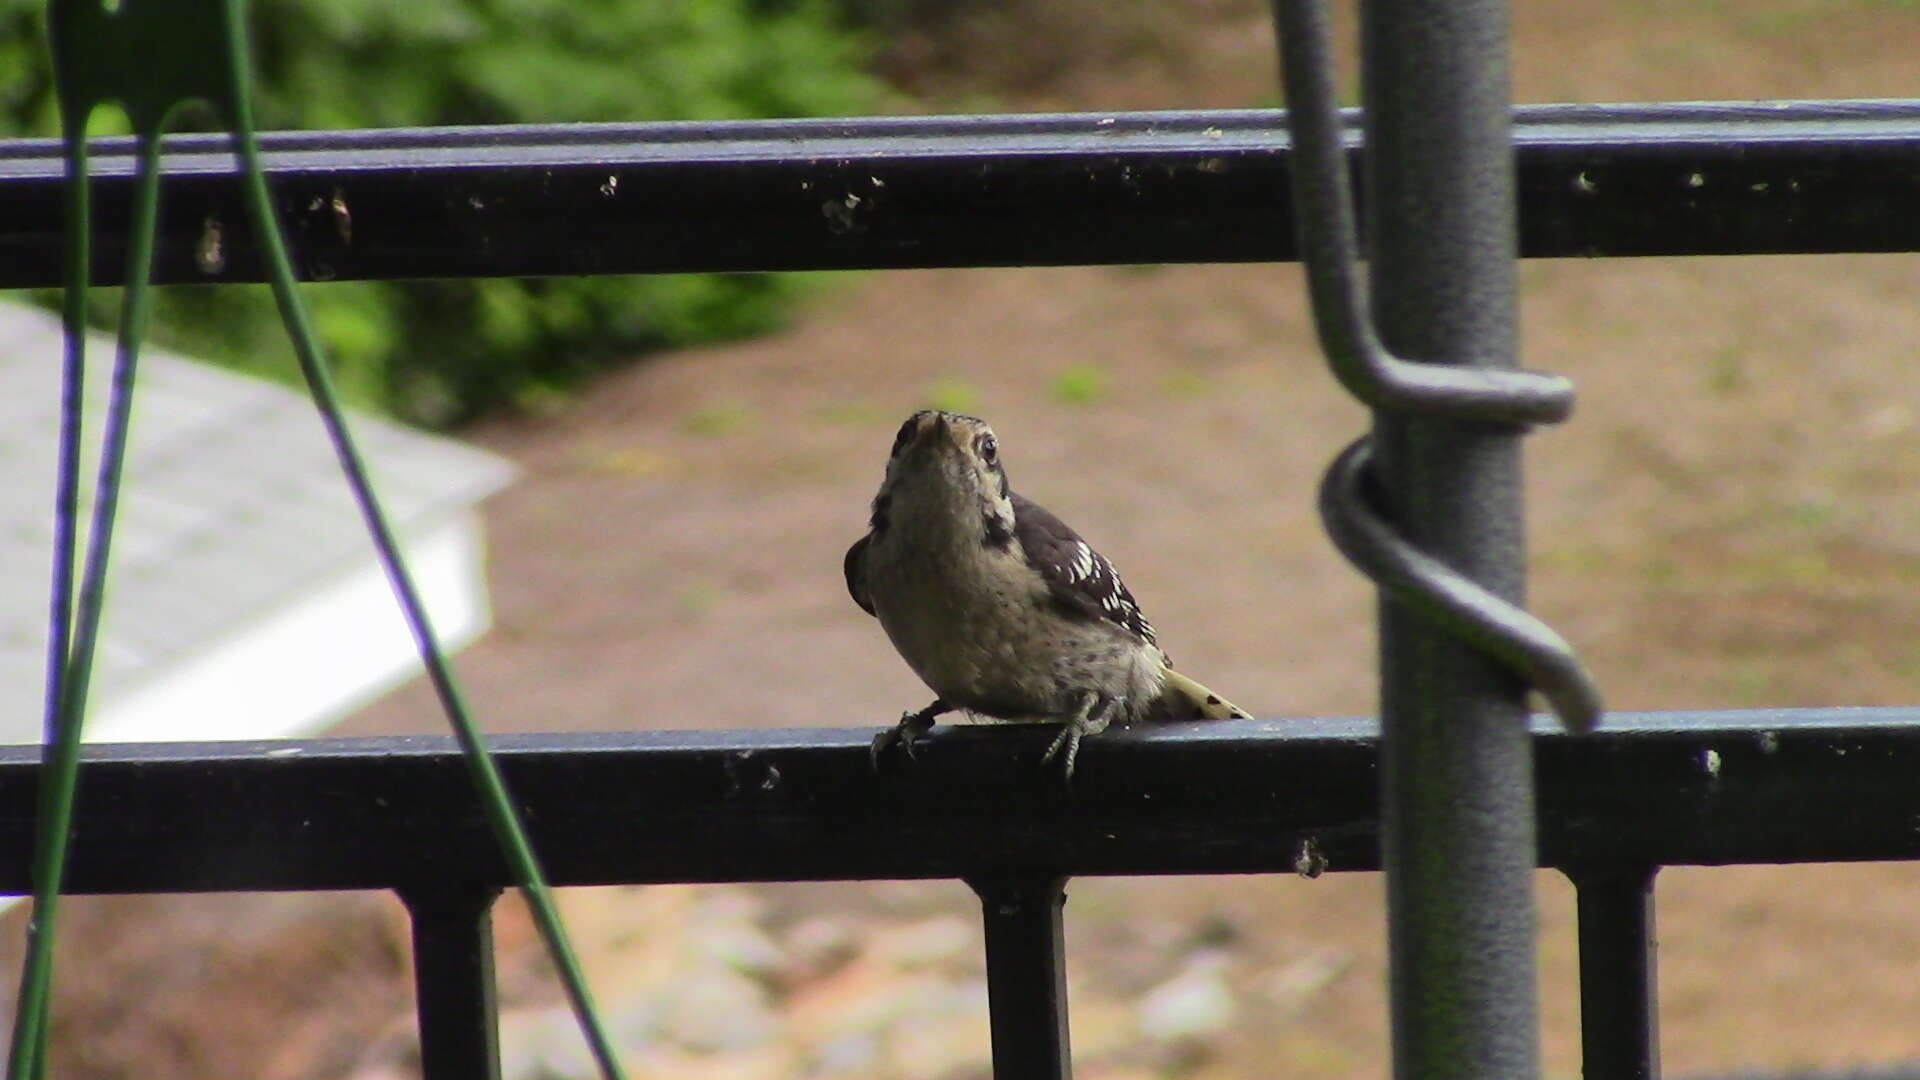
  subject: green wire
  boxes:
[224,146,633,1078]
[212,6,630,1079]
[16,1,632,1076]
[8,94,90,1080]
[8,116,173,1080]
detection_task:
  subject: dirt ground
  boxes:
[14,0,1920,1077]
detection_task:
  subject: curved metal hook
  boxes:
[1319,438,1603,733]
[1273,0,1602,734]
[1271,0,1576,427]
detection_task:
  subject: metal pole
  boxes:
[401,884,504,1080]
[967,874,1073,1080]
[1573,865,1661,1080]
[1361,0,1542,1076]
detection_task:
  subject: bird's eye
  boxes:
[977,434,998,466]
[890,417,917,458]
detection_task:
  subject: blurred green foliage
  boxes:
[1051,363,1108,405]
[1,0,881,425]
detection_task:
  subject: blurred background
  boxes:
[3,0,1920,1076]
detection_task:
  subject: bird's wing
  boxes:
[844,533,876,616]
[1011,492,1157,646]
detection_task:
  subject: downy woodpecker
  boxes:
[846,410,1248,781]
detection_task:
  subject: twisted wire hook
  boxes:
[1272,0,1603,732]
[1320,440,1604,731]
[1272,0,1576,427]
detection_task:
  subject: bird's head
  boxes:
[874,410,1014,540]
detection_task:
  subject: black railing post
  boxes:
[399,883,505,1080]
[1361,0,1542,1076]
[1572,865,1661,1080]
[967,874,1072,1080]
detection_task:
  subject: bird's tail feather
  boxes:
[1160,668,1251,721]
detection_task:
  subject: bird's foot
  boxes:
[1039,693,1120,787]
[870,700,946,771]
[1040,724,1082,784]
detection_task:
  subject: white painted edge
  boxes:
[54,514,493,746]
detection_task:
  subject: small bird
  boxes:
[845,410,1249,782]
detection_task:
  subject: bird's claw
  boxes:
[1040,725,1080,787]
[870,706,940,772]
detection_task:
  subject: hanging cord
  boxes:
[6,112,169,1080]
[15,3,628,1078]
[219,35,630,1080]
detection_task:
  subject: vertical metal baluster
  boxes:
[967,875,1072,1080]
[400,884,505,1080]
[1573,865,1661,1080]
[1361,0,1541,1076]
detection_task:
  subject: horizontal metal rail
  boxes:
[1,99,1918,287]
[0,707,1914,895]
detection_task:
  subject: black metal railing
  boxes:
[2,711,1918,1077]
[5,75,1920,1080]
[2,100,1919,289]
